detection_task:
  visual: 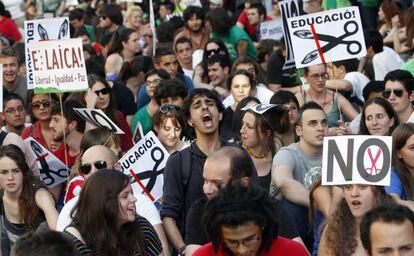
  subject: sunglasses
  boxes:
[31,99,52,110]
[94,87,110,96]
[382,89,404,98]
[206,48,222,56]
[160,104,181,113]
[79,160,107,175]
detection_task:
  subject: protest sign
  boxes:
[322,136,392,186]
[24,137,68,187]
[24,17,70,90]
[118,131,169,201]
[287,7,366,68]
[260,19,283,41]
[279,0,300,70]
[73,108,125,134]
[27,38,88,93]
[0,65,2,112]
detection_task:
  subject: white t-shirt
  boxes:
[373,46,404,81]
[222,84,274,108]
[344,72,369,103]
[56,193,162,231]
[4,0,25,20]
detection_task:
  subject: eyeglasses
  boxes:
[79,160,107,175]
[94,87,110,96]
[31,99,52,110]
[160,104,181,113]
[309,72,329,80]
[224,234,261,249]
[206,48,222,56]
[382,89,404,98]
[4,106,25,114]
[146,79,161,86]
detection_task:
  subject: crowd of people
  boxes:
[1,0,414,255]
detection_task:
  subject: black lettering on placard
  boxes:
[121,136,156,172]
[90,110,119,133]
[356,139,390,182]
[294,9,356,27]
[326,139,354,182]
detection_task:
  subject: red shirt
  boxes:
[193,236,309,256]
[0,17,22,42]
[117,111,134,152]
[237,11,272,38]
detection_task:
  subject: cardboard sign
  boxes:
[260,19,283,41]
[73,108,125,134]
[24,137,68,187]
[287,7,366,68]
[118,131,169,201]
[322,136,392,186]
[279,0,300,70]
[24,17,70,90]
[27,38,88,93]
[0,65,3,112]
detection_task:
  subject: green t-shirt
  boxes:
[212,26,257,63]
[402,58,414,77]
[131,104,153,136]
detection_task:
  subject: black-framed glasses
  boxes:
[160,104,181,113]
[223,234,261,249]
[94,87,110,96]
[382,89,404,98]
[146,79,162,87]
[309,72,329,80]
[4,106,25,114]
[31,99,52,110]
[206,48,222,56]
[79,160,107,175]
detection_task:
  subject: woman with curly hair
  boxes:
[0,144,58,255]
[318,184,393,255]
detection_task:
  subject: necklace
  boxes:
[308,89,327,107]
[245,146,267,159]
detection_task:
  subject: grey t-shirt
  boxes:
[270,142,322,198]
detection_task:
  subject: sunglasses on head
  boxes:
[160,104,181,113]
[206,48,222,56]
[94,87,110,96]
[382,89,404,98]
[79,160,107,175]
[31,99,52,110]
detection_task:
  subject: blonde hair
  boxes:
[125,6,143,26]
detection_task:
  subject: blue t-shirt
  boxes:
[385,168,406,200]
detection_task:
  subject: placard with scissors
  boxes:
[287,7,366,68]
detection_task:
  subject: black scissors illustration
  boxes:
[131,147,165,193]
[293,20,362,64]
[30,141,67,186]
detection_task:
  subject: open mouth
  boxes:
[202,113,213,128]
[351,200,361,207]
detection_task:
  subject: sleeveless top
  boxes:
[303,90,340,127]
[0,189,47,256]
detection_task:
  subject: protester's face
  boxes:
[378,7,385,21]
[284,101,299,125]
[221,221,262,256]
[235,63,256,78]
[49,114,69,142]
[155,118,182,151]
[2,99,26,128]
[364,103,394,136]
[247,8,261,26]
[117,184,137,226]
[397,135,414,172]
[231,74,252,104]
[31,94,52,121]
[272,0,280,15]
[208,63,228,87]
[159,5,170,19]
[203,157,231,200]
[70,18,83,29]
[305,64,328,93]
[1,56,19,84]
[99,14,112,29]
[369,220,414,256]
[158,55,178,78]
[122,32,140,54]
[176,42,192,66]
[188,94,222,135]
[296,109,328,148]
[81,148,115,180]
[384,80,413,115]
[91,82,110,110]
[129,10,142,28]
[344,184,376,219]
[0,156,23,194]
[145,74,161,98]
[187,15,202,32]
[240,112,261,149]
[209,2,221,9]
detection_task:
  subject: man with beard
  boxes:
[1,93,29,135]
[174,6,210,51]
[49,100,85,167]
[161,88,227,255]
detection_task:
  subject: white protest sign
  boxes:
[24,17,70,90]
[0,65,3,112]
[27,38,88,93]
[260,19,283,41]
[73,108,125,134]
[279,0,300,70]
[287,7,366,68]
[322,136,392,186]
[24,137,68,187]
[118,131,169,201]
